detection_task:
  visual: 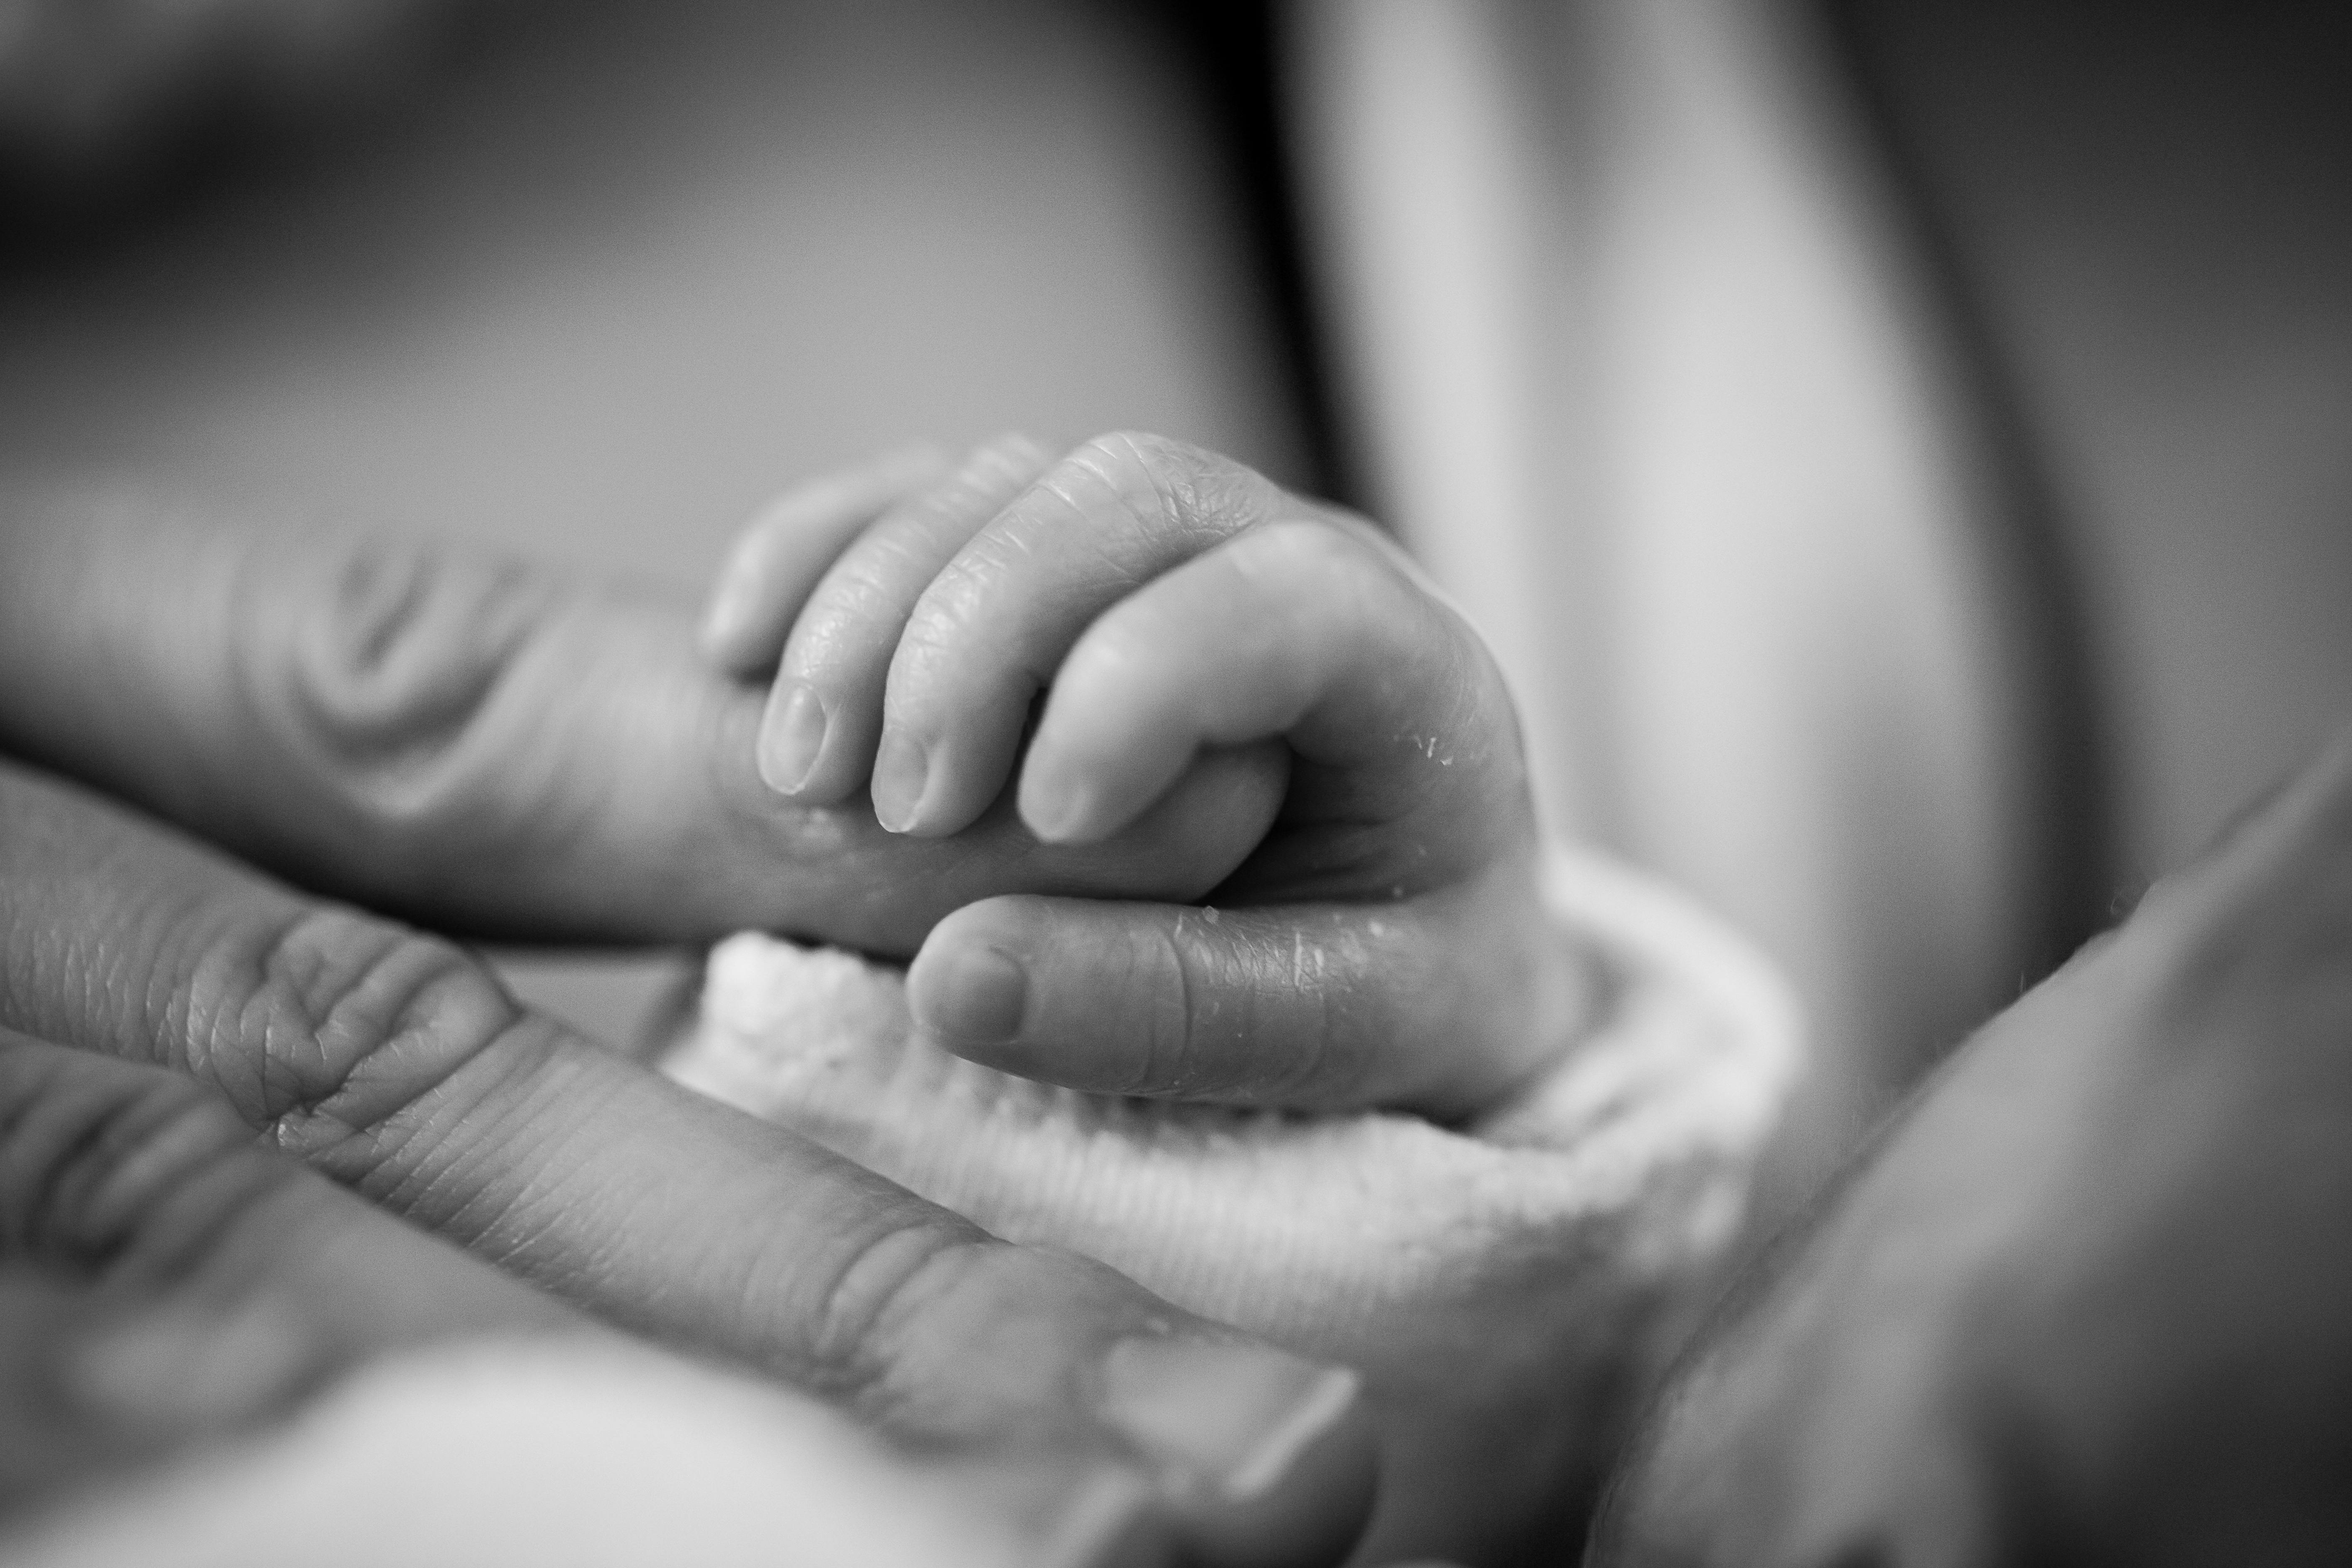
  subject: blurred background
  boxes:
[2,0,2344,1210]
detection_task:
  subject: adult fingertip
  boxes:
[1098,1337,1376,1568]
[1027,1467,1186,1568]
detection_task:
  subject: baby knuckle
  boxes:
[1074,430,1179,500]
[802,544,924,642]
[1051,434,1181,539]
[1093,431,1278,545]
[1239,518,1372,587]
[886,585,987,693]
[1148,919,1249,1096]
[1123,928,1190,1094]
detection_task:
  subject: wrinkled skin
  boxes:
[1591,735,2352,1568]
[0,482,1381,1566]
[0,764,1377,1565]
[707,433,1583,1117]
[1,455,1572,1119]
[0,438,1569,1561]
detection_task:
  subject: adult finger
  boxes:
[0,1035,583,1433]
[0,760,1375,1566]
[0,1039,1179,1568]
[763,434,1053,803]
[906,865,1589,1119]
[0,482,1281,951]
[0,1298,1183,1568]
[868,431,1302,838]
[1018,516,1509,849]
[1,1317,1190,1568]
[700,443,948,676]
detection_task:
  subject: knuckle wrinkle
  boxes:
[186,907,524,1165]
[804,1217,993,1417]
[257,534,553,832]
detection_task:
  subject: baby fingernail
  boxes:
[1023,774,1091,844]
[1098,1337,1362,1503]
[913,943,1029,1046]
[870,730,930,833]
[758,681,828,794]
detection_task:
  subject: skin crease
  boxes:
[0,472,1407,1564]
[0,456,1581,1119]
[0,1042,1188,1565]
[16,442,2339,1561]
[0,430,1579,1558]
[0,1037,585,1512]
[1589,735,2352,1568]
[0,762,1376,1567]
[0,485,1287,953]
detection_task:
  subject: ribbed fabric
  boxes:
[665,848,1797,1559]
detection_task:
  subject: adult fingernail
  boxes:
[758,681,829,794]
[915,943,1028,1045]
[871,730,930,833]
[1028,1465,1177,1568]
[1098,1338,1362,1504]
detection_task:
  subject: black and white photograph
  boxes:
[0,2,2346,1564]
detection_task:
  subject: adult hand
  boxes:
[0,761,1373,1564]
[1588,736,2352,1566]
[0,1036,1343,1567]
[0,483,1376,1563]
[706,434,1586,1118]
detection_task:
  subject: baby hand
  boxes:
[704,433,1586,1118]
